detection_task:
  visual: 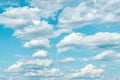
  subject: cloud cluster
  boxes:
[57,32,120,52]
[0,0,120,80]
[66,64,104,79]
[59,0,120,29]
[0,49,107,80]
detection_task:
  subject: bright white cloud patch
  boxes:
[13,20,54,39]
[92,50,120,61]
[32,50,47,58]
[57,32,120,52]
[0,7,41,28]
[8,58,53,72]
[23,39,51,49]
[66,64,104,79]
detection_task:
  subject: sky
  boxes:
[0,0,120,80]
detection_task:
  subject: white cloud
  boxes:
[7,60,24,72]
[60,57,75,63]
[23,39,51,49]
[57,32,120,52]
[66,64,104,79]
[0,7,63,40]
[25,68,61,77]
[59,0,120,29]
[26,0,83,18]
[91,50,120,61]
[76,50,120,62]
[8,58,53,72]
[58,46,74,53]
[13,20,54,39]
[0,7,41,29]
[32,50,47,58]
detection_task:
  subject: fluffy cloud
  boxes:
[5,51,62,80]
[0,7,41,29]
[32,50,47,58]
[0,6,65,40]
[23,39,51,49]
[91,50,120,61]
[59,0,120,29]
[13,20,54,39]
[1,0,120,80]
[57,32,120,52]
[8,58,53,72]
[66,64,104,79]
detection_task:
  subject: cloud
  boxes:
[24,68,61,77]
[60,57,75,63]
[5,51,63,80]
[23,39,51,49]
[32,50,47,58]
[26,0,84,18]
[8,58,53,72]
[0,7,59,40]
[66,64,104,79]
[91,50,120,61]
[58,0,120,29]
[7,50,53,73]
[75,50,120,62]
[57,32,120,52]
[13,20,54,39]
[0,7,41,29]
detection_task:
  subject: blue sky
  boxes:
[0,0,120,80]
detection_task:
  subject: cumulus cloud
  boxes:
[5,51,61,80]
[75,50,120,63]
[59,0,120,29]
[0,6,67,40]
[23,39,51,49]
[0,7,41,28]
[66,64,104,79]
[57,32,120,52]
[91,50,120,61]
[0,0,120,80]
[32,50,47,58]
[8,58,53,72]
[13,20,54,39]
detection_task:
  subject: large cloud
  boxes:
[57,32,120,52]
[59,0,120,29]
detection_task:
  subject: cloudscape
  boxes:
[0,0,120,80]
